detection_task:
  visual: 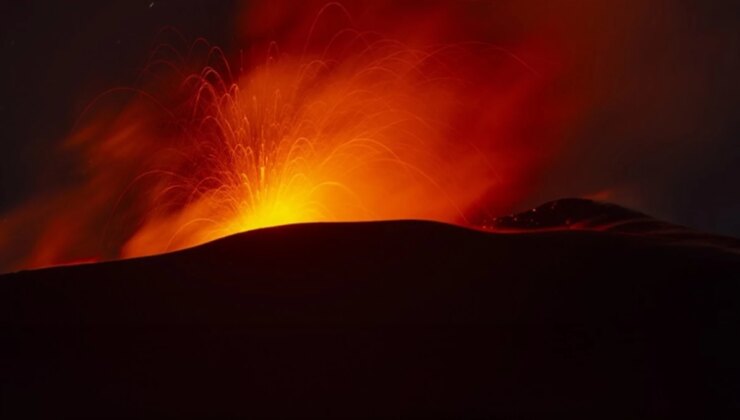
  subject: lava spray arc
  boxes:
[123,32,475,257]
[0,3,570,271]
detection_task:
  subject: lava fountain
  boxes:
[123,34,473,257]
[0,2,569,271]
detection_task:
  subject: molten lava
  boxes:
[0,2,571,271]
[123,40,474,257]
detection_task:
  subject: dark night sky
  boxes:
[1,0,739,236]
[0,0,238,211]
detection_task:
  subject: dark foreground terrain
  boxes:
[1,202,739,417]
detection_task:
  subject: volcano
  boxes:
[1,199,738,417]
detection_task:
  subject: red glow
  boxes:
[0,2,578,272]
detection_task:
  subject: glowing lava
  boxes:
[0,3,569,271]
[122,41,475,256]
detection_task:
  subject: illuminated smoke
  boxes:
[0,3,568,271]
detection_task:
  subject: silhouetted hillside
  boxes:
[1,215,739,417]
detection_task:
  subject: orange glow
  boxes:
[0,2,573,271]
[122,41,488,257]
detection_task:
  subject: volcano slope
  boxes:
[1,200,739,417]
